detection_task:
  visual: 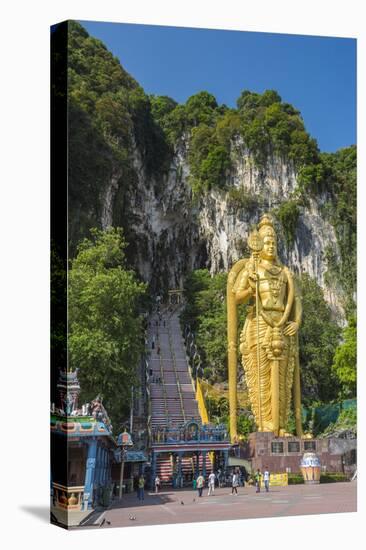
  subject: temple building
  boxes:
[50,370,116,526]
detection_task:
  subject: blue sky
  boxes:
[80,20,356,153]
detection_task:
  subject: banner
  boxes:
[269,473,288,486]
[196,379,209,424]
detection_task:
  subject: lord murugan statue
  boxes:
[227,214,303,441]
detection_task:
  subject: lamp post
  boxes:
[117,430,133,499]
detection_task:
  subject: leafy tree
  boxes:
[259,89,282,107]
[68,98,119,251]
[237,414,256,439]
[275,200,300,247]
[215,110,241,145]
[285,409,296,435]
[199,145,231,191]
[205,395,229,421]
[188,125,221,194]
[150,94,178,122]
[181,269,213,329]
[68,227,147,429]
[236,89,320,168]
[297,274,341,405]
[206,401,254,440]
[161,104,189,143]
[51,243,67,403]
[332,316,357,398]
[182,270,228,381]
[297,161,328,196]
[321,146,356,315]
[237,90,262,111]
[67,21,173,249]
[182,269,247,383]
[185,91,218,127]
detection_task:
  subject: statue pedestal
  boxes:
[240,432,343,474]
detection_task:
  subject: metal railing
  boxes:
[167,316,186,423]
[150,424,229,444]
[156,323,170,424]
[144,356,152,446]
[183,325,204,384]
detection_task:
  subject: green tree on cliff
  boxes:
[297,274,341,405]
[182,269,247,382]
[332,316,357,398]
[68,227,147,429]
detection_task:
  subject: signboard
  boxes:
[125,451,148,462]
[269,473,288,486]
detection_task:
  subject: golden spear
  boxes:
[248,229,264,432]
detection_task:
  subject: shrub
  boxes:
[275,200,300,247]
[320,473,349,483]
[227,187,263,211]
[288,473,349,484]
[288,474,304,485]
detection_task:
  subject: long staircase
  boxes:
[148,309,201,429]
[147,308,213,483]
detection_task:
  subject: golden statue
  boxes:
[227,214,303,441]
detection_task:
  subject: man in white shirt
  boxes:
[263,467,270,492]
[231,471,240,495]
[207,471,216,496]
[154,475,161,493]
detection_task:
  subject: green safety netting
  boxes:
[301,399,356,433]
[342,399,357,410]
[313,404,341,432]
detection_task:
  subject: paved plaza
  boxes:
[82,481,357,529]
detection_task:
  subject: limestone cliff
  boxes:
[99,137,343,317]
[66,21,354,320]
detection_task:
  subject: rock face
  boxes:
[103,139,343,316]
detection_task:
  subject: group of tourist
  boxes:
[253,468,271,493]
[132,466,271,505]
[193,467,271,497]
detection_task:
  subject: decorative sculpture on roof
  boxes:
[227,214,303,440]
[57,369,81,415]
[52,372,112,431]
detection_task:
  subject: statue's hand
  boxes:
[283,321,299,336]
[248,272,258,290]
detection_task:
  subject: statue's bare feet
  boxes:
[279,429,294,437]
[301,432,314,439]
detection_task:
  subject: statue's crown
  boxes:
[258,214,275,237]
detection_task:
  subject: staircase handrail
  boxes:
[183,324,204,391]
[145,356,152,446]
[167,315,186,423]
[156,323,170,424]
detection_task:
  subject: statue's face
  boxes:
[261,235,277,261]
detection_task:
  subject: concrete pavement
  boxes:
[80,482,357,529]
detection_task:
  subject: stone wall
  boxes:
[242,432,351,474]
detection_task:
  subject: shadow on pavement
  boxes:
[19,505,50,524]
[109,492,182,509]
